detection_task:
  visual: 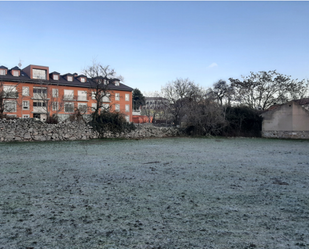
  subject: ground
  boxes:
[0,137,308,249]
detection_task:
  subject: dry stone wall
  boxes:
[262,130,309,139]
[0,119,180,142]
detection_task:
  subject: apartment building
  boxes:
[0,64,133,122]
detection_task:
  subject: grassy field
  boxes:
[0,138,309,249]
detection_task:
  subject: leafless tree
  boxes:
[208,79,234,106]
[182,96,226,136]
[229,70,309,110]
[161,78,202,126]
[83,61,120,119]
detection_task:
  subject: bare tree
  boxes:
[83,61,119,119]
[229,70,309,110]
[209,80,234,106]
[183,96,226,136]
[161,78,201,126]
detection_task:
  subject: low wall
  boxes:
[262,130,309,139]
[0,119,180,142]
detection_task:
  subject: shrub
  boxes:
[90,111,135,138]
[222,106,263,137]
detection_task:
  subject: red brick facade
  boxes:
[0,64,133,122]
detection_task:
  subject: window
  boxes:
[125,104,130,112]
[115,81,120,86]
[22,114,30,119]
[33,88,47,99]
[115,104,120,112]
[102,93,110,102]
[78,90,87,101]
[115,93,120,101]
[3,85,17,98]
[13,71,19,77]
[33,101,46,107]
[52,89,58,98]
[64,102,74,113]
[64,90,74,100]
[91,103,97,111]
[102,104,109,110]
[78,103,87,113]
[67,76,73,81]
[4,100,17,112]
[125,116,130,122]
[81,77,86,83]
[125,94,129,101]
[52,102,58,111]
[0,69,5,75]
[91,92,96,100]
[22,86,29,96]
[22,101,29,110]
[53,75,59,80]
[33,69,47,80]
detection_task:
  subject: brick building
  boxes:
[0,64,133,122]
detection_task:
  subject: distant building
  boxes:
[0,64,133,122]
[261,98,309,139]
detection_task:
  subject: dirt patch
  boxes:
[0,138,309,248]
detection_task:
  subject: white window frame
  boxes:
[53,74,59,80]
[102,103,109,111]
[81,77,86,83]
[64,102,74,113]
[91,92,96,100]
[125,94,130,101]
[91,103,97,111]
[115,104,120,112]
[13,71,19,77]
[64,89,74,100]
[125,104,130,112]
[115,81,120,86]
[115,93,120,101]
[102,93,110,102]
[67,76,73,82]
[4,85,17,98]
[22,100,30,110]
[22,86,29,96]
[0,69,6,75]
[78,90,87,101]
[125,116,130,122]
[52,102,59,111]
[22,114,30,119]
[78,103,88,113]
[52,88,59,98]
[32,69,47,80]
[4,100,17,112]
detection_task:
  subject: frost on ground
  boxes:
[0,138,309,249]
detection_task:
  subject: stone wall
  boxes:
[262,130,309,139]
[0,119,180,142]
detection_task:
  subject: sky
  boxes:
[1,1,309,94]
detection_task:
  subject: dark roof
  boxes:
[77,74,86,77]
[293,98,309,105]
[0,65,133,92]
[0,66,8,69]
[50,71,60,75]
[62,73,74,77]
[10,66,20,70]
[264,98,309,112]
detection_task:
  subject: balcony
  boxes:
[78,95,88,101]
[3,92,18,99]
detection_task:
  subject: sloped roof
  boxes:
[0,65,133,92]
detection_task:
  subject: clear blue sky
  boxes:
[1,1,308,93]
